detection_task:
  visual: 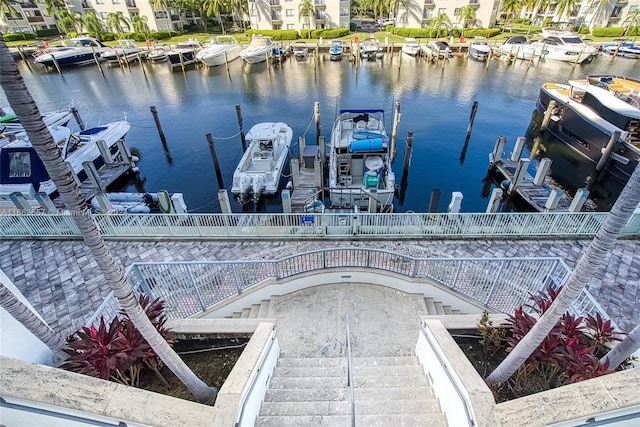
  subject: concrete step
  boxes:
[257,299,270,317]
[273,364,425,378]
[277,356,420,368]
[249,303,260,318]
[443,305,453,315]
[259,398,441,417]
[265,386,435,402]
[452,309,462,315]
[241,307,251,318]
[269,375,429,389]
[424,297,437,315]
[255,413,448,427]
[231,312,241,319]
[433,301,445,315]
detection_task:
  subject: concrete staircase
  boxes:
[228,299,271,319]
[424,297,463,315]
[254,356,448,426]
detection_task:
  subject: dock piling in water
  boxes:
[533,158,552,186]
[298,136,306,165]
[390,102,401,163]
[530,100,556,159]
[428,189,441,213]
[314,101,321,145]
[235,105,247,152]
[281,189,291,213]
[291,159,300,187]
[403,131,414,175]
[218,189,232,214]
[544,190,563,211]
[206,133,224,190]
[486,188,504,213]
[460,101,479,163]
[508,158,530,195]
[568,188,589,212]
[150,106,169,148]
[491,136,507,164]
[447,192,463,213]
[511,136,526,161]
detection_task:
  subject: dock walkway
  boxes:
[1,238,638,338]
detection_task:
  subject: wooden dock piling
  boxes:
[460,101,478,163]
[150,106,169,148]
[314,101,321,145]
[530,100,556,159]
[428,189,441,213]
[235,105,247,152]
[71,107,86,130]
[390,102,400,163]
[206,133,224,189]
[403,131,413,175]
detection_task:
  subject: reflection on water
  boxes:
[3,50,639,212]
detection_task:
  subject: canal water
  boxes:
[4,50,639,213]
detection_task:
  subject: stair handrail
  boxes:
[235,325,279,427]
[346,314,356,427]
[418,322,476,426]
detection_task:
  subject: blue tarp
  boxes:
[349,138,384,152]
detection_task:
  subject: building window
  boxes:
[286,9,294,17]
[438,8,446,14]
[112,0,120,4]
[95,0,104,4]
[340,6,349,16]
[273,24,281,29]
[423,9,432,19]
[287,24,294,29]
[100,12,108,19]
[454,7,461,15]
[611,6,622,17]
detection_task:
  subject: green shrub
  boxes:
[393,28,432,38]
[592,27,624,37]
[149,31,173,40]
[628,26,639,36]
[384,24,393,32]
[574,26,590,34]
[2,33,36,42]
[309,28,349,39]
[247,29,299,40]
[513,18,531,25]
[350,23,357,32]
[459,28,501,38]
[36,28,60,38]
[451,28,461,37]
[99,32,116,41]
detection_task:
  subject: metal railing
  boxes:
[2,211,639,240]
[87,248,610,330]
[417,324,476,427]
[345,314,355,427]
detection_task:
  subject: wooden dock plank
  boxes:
[290,165,322,213]
[494,160,570,212]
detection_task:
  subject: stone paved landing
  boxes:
[1,239,638,336]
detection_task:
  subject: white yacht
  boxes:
[100,40,143,65]
[196,36,242,67]
[240,36,275,64]
[531,28,596,63]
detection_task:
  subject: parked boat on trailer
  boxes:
[231,122,293,203]
[35,37,109,68]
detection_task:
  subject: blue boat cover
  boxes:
[349,138,384,152]
[79,126,108,135]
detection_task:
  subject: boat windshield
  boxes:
[66,39,96,48]
[251,38,271,46]
[560,37,584,44]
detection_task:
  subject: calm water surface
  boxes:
[5,51,639,213]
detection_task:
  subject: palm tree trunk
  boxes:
[0,281,66,362]
[0,39,218,405]
[486,162,640,384]
[601,324,640,370]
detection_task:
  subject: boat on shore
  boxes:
[34,37,109,68]
[240,36,275,64]
[531,28,596,63]
[100,40,143,65]
[196,36,242,67]
[329,40,344,61]
[231,122,293,202]
[0,119,131,200]
[328,109,395,211]
[536,77,640,184]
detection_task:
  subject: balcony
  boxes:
[424,0,435,4]
[469,0,480,6]
[271,12,281,21]
[270,0,281,8]
[20,2,37,8]
[126,0,137,8]
[315,0,325,8]
[315,12,325,20]
[616,0,628,3]
[27,15,44,22]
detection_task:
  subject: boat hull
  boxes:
[197,45,242,67]
[536,87,639,184]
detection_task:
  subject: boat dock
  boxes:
[494,159,571,212]
[289,148,323,213]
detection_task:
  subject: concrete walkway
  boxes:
[1,239,639,337]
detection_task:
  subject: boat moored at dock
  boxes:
[328,109,395,211]
[34,37,109,68]
[329,40,344,60]
[100,40,143,65]
[240,36,276,64]
[196,36,242,67]
[166,40,203,69]
[401,38,421,56]
[469,37,491,61]
[231,122,293,202]
[532,28,596,63]
[536,76,640,183]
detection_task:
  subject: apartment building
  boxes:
[522,0,640,30]
[1,1,58,33]
[248,0,350,32]
[396,0,500,29]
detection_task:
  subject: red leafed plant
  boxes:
[62,294,175,387]
[502,285,622,386]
